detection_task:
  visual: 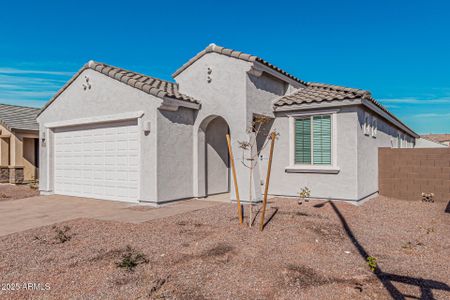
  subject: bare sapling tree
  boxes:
[237,115,273,227]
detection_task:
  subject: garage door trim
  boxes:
[45,112,143,202]
[45,111,144,128]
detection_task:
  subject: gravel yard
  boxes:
[0,196,449,299]
[0,184,39,201]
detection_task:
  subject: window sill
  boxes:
[285,166,340,174]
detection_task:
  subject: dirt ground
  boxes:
[0,196,449,299]
[0,184,39,201]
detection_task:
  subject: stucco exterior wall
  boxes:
[0,124,12,166]
[205,117,230,195]
[259,106,359,200]
[175,53,256,201]
[244,72,299,200]
[156,108,195,202]
[0,124,38,182]
[22,137,37,181]
[37,69,160,202]
[246,72,287,120]
[356,106,416,200]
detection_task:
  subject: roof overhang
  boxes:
[158,97,201,112]
[273,98,360,112]
[249,62,305,88]
[360,98,418,138]
[273,97,419,138]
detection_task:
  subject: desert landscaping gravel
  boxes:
[0,196,449,299]
[0,184,39,201]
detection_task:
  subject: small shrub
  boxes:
[116,245,149,272]
[298,187,311,204]
[421,192,434,203]
[366,256,377,272]
[53,225,72,244]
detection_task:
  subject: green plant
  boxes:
[116,245,149,272]
[298,187,311,203]
[366,256,377,272]
[53,225,72,243]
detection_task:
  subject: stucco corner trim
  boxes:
[44,111,145,128]
[285,166,340,174]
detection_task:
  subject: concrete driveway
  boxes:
[0,195,222,237]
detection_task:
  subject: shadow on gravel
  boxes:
[321,201,450,300]
[262,207,279,230]
[445,201,450,214]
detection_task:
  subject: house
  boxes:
[37,44,418,204]
[416,135,448,148]
[0,103,40,184]
[419,134,450,147]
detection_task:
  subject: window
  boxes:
[371,118,378,137]
[295,115,332,165]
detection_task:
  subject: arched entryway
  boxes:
[194,115,230,197]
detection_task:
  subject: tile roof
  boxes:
[38,61,198,117]
[421,134,450,143]
[274,82,418,137]
[172,43,306,85]
[0,103,40,131]
[274,82,371,106]
[88,61,197,103]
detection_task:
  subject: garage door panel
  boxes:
[54,120,139,202]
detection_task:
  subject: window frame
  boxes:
[287,110,339,174]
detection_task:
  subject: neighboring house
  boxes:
[416,136,448,148]
[37,44,418,204]
[0,103,40,184]
[419,134,450,147]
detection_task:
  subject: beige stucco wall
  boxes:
[0,124,38,182]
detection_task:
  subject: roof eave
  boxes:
[273,97,419,138]
[360,98,419,138]
[38,62,199,119]
[273,98,362,112]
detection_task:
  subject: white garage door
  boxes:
[53,120,140,202]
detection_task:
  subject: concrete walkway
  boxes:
[0,195,224,237]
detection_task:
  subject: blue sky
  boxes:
[1,0,449,134]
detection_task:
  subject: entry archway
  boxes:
[195,115,230,197]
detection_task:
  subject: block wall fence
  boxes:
[379,148,450,202]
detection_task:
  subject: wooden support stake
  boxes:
[260,131,276,231]
[226,134,243,224]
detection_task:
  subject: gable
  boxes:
[37,69,164,124]
[38,61,199,119]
